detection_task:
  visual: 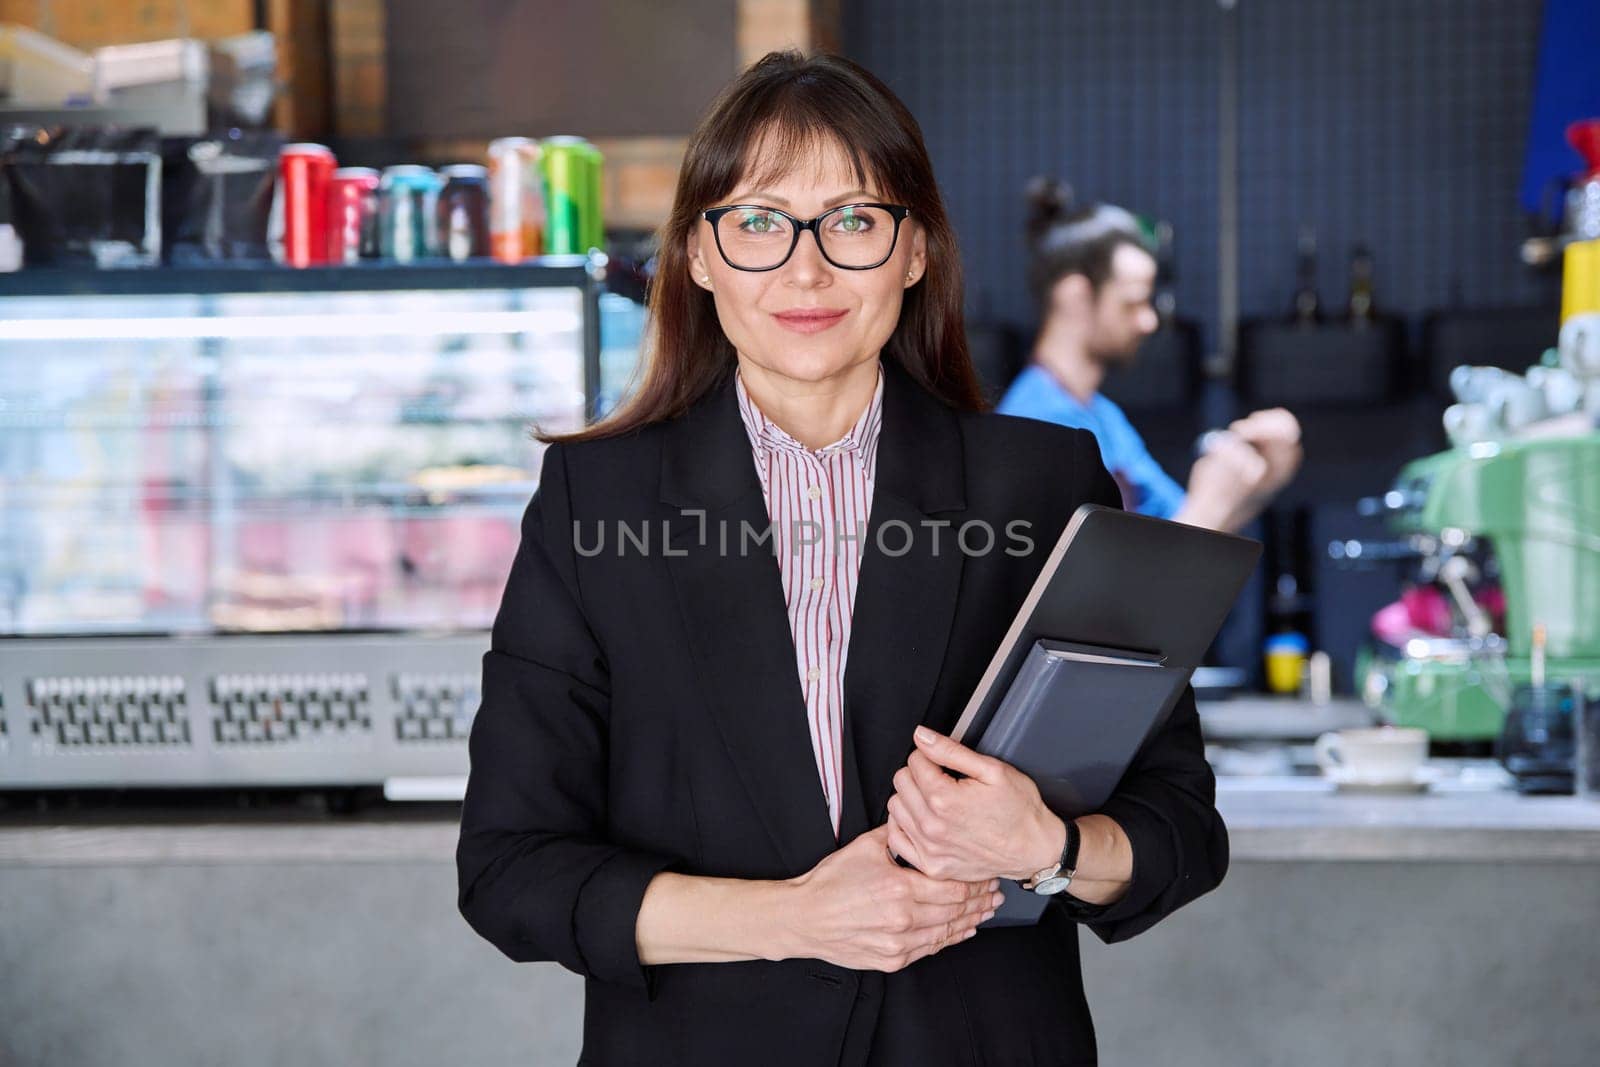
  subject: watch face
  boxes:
[1032,875,1071,895]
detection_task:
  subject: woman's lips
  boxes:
[773,308,849,334]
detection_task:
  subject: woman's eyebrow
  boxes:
[725,189,876,209]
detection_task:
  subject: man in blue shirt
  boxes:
[997,186,1301,533]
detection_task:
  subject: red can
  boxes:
[326,166,381,265]
[279,142,336,268]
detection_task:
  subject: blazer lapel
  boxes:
[840,359,968,840]
[660,371,839,872]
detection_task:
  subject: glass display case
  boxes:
[0,258,631,791]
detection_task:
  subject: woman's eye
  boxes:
[833,211,872,233]
[738,211,783,234]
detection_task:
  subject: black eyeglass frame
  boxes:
[700,202,912,272]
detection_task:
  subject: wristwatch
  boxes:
[1020,818,1080,896]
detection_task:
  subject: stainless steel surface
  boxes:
[0,632,486,789]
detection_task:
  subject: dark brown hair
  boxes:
[538,50,984,444]
[1024,176,1155,314]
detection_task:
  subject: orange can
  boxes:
[488,137,545,263]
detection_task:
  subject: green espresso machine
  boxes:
[1357,432,1600,741]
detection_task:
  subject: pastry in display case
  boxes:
[0,259,631,795]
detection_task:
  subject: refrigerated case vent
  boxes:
[26,675,191,749]
[210,673,373,745]
[393,673,478,743]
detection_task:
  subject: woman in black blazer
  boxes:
[457,50,1227,1067]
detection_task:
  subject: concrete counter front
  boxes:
[3,785,1598,1066]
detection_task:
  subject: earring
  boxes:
[701,276,711,284]
[905,271,915,282]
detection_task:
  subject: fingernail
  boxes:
[987,879,1000,891]
[964,927,978,939]
[992,892,1005,908]
[914,726,934,745]
[982,910,996,922]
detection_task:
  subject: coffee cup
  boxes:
[1315,727,1429,783]
[1443,403,1494,447]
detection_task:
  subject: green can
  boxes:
[576,140,604,253]
[541,136,589,256]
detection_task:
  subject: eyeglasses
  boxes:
[701,202,911,272]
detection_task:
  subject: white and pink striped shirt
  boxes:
[734,361,885,838]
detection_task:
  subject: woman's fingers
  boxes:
[885,811,927,872]
[897,915,982,969]
[908,889,1001,932]
[900,866,993,906]
[889,769,942,843]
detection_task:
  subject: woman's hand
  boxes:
[885,726,1066,884]
[781,823,1003,973]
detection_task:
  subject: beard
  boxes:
[1090,334,1143,369]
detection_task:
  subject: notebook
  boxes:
[931,504,1260,926]
[972,639,1191,926]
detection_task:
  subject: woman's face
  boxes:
[687,134,927,388]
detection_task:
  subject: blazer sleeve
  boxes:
[1048,430,1231,943]
[456,441,683,996]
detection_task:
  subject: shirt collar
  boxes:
[734,361,885,480]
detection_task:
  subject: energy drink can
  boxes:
[279,142,336,268]
[541,136,590,256]
[488,137,545,263]
[326,166,381,265]
[576,139,604,253]
[437,163,490,262]
[379,164,442,263]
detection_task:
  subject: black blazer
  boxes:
[457,357,1228,1067]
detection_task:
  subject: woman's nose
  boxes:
[783,228,832,285]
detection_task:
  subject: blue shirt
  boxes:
[995,364,1187,520]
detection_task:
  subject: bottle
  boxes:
[1291,225,1320,326]
[0,224,20,272]
[1348,243,1375,324]
[0,173,20,272]
[1264,630,1309,695]
[1152,219,1177,323]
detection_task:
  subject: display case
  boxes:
[0,258,628,792]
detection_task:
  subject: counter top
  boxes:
[1197,695,1376,741]
[4,777,1600,867]
[1214,776,1600,861]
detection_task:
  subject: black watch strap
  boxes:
[1060,817,1081,873]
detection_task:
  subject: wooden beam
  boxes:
[327,0,385,138]
[265,0,330,140]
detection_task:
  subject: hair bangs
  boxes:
[709,80,907,207]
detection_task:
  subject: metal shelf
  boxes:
[0,258,599,298]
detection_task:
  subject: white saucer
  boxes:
[1323,766,1440,794]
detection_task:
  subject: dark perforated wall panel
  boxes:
[848,0,1221,348]
[848,0,1555,359]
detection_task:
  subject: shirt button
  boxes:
[807,667,821,682]
[807,485,822,501]
[809,576,825,591]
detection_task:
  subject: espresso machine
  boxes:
[1347,121,1600,745]
[1351,427,1600,742]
